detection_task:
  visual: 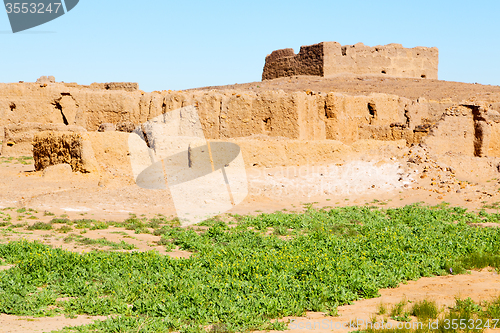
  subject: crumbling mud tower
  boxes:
[262,42,439,80]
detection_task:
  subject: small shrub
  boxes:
[90,221,109,230]
[51,218,71,224]
[486,296,500,318]
[411,300,439,320]
[27,222,52,230]
[378,303,387,315]
[73,219,94,229]
[390,299,407,317]
[57,226,73,233]
[123,217,148,233]
[153,227,170,236]
[156,236,175,251]
[147,218,163,229]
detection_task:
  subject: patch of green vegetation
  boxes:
[0,211,12,222]
[156,236,176,251]
[392,312,411,322]
[73,219,95,229]
[51,218,71,224]
[482,201,500,210]
[44,211,55,216]
[120,217,150,234]
[56,226,73,234]
[26,222,52,230]
[0,156,15,164]
[90,221,110,230]
[63,234,136,250]
[109,231,128,236]
[272,225,290,236]
[15,156,34,165]
[0,205,498,332]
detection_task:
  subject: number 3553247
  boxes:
[443,319,499,330]
[5,3,62,14]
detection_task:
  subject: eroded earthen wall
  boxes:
[423,104,500,157]
[263,42,439,80]
[0,83,436,152]
[262,44,325,80]
[423,106,476,156]
[6,82,500,160]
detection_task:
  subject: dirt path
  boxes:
[0,314,109,333]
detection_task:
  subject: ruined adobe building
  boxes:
[1,50,500,180]
[262,42,439,80]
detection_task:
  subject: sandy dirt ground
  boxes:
[0,155,499,332]
[0,314,110,333]
[2,149,500,221]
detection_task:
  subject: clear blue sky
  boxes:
[1,0,499,92]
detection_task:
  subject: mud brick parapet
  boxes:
[104,82,138,92]
[262,42,439,80]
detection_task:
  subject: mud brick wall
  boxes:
[263,42,438,80]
